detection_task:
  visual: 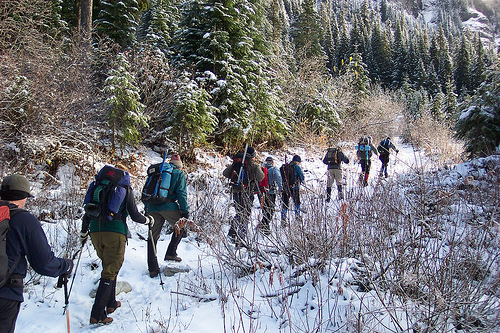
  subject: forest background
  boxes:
[1,0,499,170]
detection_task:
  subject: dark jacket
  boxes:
[223,158,265,194]
[144,164,189,217]
[0,203,70,302]
[323,148,349,169]
[84,187,147,235]
[280,161,305,190]
[377,139,399,155]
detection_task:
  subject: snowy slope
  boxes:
[12,138,500,332]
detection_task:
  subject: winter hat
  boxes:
[246,147,256,158]
[0,174,34,201]
[170,155,183,169]
[292,155,301,163]
[265,156,274,162]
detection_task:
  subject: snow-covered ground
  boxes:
[12,138,498,332]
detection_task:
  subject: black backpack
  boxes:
[83,166,130,223]
[378,139,390,155]
[280,162,296,188]
[0,201,23,288]
[325,148,339,164]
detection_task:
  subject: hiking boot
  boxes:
[164,255,182,262]
[149,270,159,278]
[106,301,121,314]
[90,316,113,325]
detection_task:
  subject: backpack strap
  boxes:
[2,208,26,288]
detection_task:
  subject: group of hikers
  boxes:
[0,136,399,331]
[223,136,399,245]
[1,154,190,329]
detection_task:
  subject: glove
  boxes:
[145,215,155,228]
[56,259,73,288]
[180,212,189,220]
[62,258,73,278]
[80,230,89,245]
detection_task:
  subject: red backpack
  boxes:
[257,166,269,193]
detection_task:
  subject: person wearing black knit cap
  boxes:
[0,175,72,333]
[223,147,264,246]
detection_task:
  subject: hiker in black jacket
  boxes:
[0,175,73,333]
[377,137,399,178]
[323,144,349,201]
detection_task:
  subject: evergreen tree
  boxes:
[171,0,286,145]
[169,71,217,153]
[347,51,370,98]
[103,53,148,151]
[436,25,454,93]
[349,15,365,57]
[443,80,458,121]
[371,20,392,87]
[95,0,142,47]
[454,32,472,97]
[290,0,324,59]
[392,15,408,88]
[335,13,350,74]
[455,60,500,158]
[321,5,336,74]
[430,92,445,121]
[380,0,390,23]
[267,0,290,53]
[344,50,370,120]
[471,32,487,93]
[137,0,180,54]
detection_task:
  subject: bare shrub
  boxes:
[403,110,464,166]
[170,152,500,333]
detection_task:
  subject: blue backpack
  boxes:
[83,165,130,222]
[141,162,174,205]
[356,137,372,159]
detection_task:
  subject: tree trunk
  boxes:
[80,0,93,38]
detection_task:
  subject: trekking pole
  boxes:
[236,143,249,186]
[57,273,70,332]
[67,247,83,305]
[149,227,165,290]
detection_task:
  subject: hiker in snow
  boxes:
[323,143,349,201]
[223,146,264,246]
[377,136,399,178]
[356,136,378,186]
[0,175,73,333]
[80,165,153,325]
[145,154,190,277]
[259,156,283,235]
[280,155,305,224]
